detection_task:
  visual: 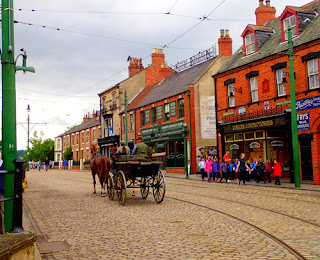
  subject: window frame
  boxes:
[307,59,319,90]
[250,77,259,102]
[276,69,286,96]
[283,15,297,41]
[178,98,185,118]
[245,33,255,55]
[151,107,157,124]
[164,103,170,122]
[130,114,134,130]
[140,110,146,127]
[227,83,235,107]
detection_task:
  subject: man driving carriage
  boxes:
[131,136,148,156]
[116,140,130,155]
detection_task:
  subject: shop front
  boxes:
[140,121,188,173]
[219,115,292,177]
[98,134,119,157]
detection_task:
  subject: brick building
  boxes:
[54,111,100,162]
[124,36,232,174]
[213,0,320,184]
[98,48,174,156]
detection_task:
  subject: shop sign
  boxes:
[271,140,283,147]
[156,143,165,148]
[296,96,320,111]
[223,111,234,117]
[238,106,246,116]
[232,120,273,131]
[264,101,269,110]
[249,142,260,148]
[157,105,163,120]
[200,96,216,139]
[229,144,239,150]
[276,100,291,106]
[141,121,184,135]
[297,112,310,131]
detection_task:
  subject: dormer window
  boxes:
[283,15,297,40]
[245,33,255,55]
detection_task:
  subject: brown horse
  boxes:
[90,144,111,197]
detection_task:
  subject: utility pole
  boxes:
[124,90,128,146]
[285,26,301,188]
[26,105,30,171]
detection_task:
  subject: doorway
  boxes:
[299,134,313,181]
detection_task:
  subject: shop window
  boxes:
[228,84,235,107]
[151,107,157,124]
[307,59,319,89]
[164,103,170,122]
[244,132,254,140]
[267,130,287,139]
[255,130,265,139]
[234,133,244,141]
[170,101,176,117]
[276,69,286,96]
[283,15,297,41]
[140,110,145,127]
[245,33,255,55]
[225,134,234,143]
[166,140,185,168]
[178,98,185,118]
[250,77,258,102]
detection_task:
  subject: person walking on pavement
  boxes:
[236,153,250,186]
[45,157,50,172]
[256,157,266,184]
[212,157,219,182]
[198,158,205,181]
[273,159,282,185]
[38,160,41,172]
[204,156,213,182]
[63,159,67,170]
[265,159,272,183]
[219,158,228,183]
[223,150,231,181]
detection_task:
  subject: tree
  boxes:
[64,146,73,160]
[26,131,54,161]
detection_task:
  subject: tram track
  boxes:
[166,196,307,260]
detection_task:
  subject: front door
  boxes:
[299,134,313,181]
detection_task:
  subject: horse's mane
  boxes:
[90,143,97,155]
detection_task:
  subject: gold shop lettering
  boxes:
[232,120,273,131]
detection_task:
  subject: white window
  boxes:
[104,118,113,137]
[284,15,297,40]
[307,59,319,89]
[57,154,61,161]
[130,114,134,130]
[228,84,235,107]
[245,33,255,55]
[276,69,286,96]
[250,77,259,102]
[112,94,116,106]
[56,139,61,150]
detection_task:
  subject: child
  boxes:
[220,158,228,183]
[256,158,266,184]
[212,157,219,182]
[273,159,282,185]
[204,156,213,182]
[265,159,272,183]
[246,160,252,181]
[198,158,205,181]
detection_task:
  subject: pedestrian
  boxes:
[45,157,50,172]
[231,158,238,180]
[246,159,252,181]
[204,156,213,182]
[63,159,67,170]
[273,159,282,185]
[212,157,219,182]
[236,153,250,186]
[219,158,228,183]
[265,159,272,183]
[256,157,266,184]
[34,161,37,170]
[198,158,205,181]
[49,161,53,170]
[38,161,41,172]
[251,157,258,181]
[223,150,231,181]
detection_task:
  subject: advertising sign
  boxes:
[297,112,310,131]
[296,96,320,111]
[238,106,246,116]
[200,96,216,139]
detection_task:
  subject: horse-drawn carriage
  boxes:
[106,154,166,206]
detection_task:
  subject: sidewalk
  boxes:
[163,170,320,192]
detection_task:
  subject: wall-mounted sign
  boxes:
[264,101,270,110]
[223,111,234,117]
[157,105,163,120]
[297,112,310,131]
[232,120,273,131]
[200,96,216,139]
[276,100,291,106]
[296,96,320,111]
[170,101,176,117]
[249,142,260,148]
[229,144,239,150]
[271,140,283,147]
[238,106,246,116]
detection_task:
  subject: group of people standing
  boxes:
[29,157,52,172]
[198,149,283,186]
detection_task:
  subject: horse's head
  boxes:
[110,146,117,156]
[90,143,97,155]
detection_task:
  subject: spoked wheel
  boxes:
[152,170,166,203]
[106,175,115,200]
[115,170,127,206]
[140,176,149,199]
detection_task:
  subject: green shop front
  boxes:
[140,121,188,172]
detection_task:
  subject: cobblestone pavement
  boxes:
[23,170,320,259]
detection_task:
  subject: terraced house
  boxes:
[214,0,320,184]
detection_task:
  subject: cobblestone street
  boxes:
[23,170,320,259]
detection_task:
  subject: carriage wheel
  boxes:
[140,176,149,199]
[106,175,115,200]
[152,170,165,203]
[115,170,127,206]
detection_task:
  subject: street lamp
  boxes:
[26,104,31,171]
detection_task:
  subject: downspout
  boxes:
[187,89,193,175]
[134,109,136,143]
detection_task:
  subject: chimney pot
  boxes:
[266,0,270,7]
[220,29,225,38]
[225,29,230,38]
[259,0,263,6]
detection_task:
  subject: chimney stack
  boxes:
[151,48,165,67]
[218,29,233,56]
[255,0,276,26]
[128,57,144,77]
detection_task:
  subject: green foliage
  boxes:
[64,146,73,160]
[27,131,54,161]
[84,159,91,165]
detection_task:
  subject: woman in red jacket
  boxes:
[272,159,282,185]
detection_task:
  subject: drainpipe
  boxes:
[134,109,136,143]
[214,77,220,160]
[187,90,193,175]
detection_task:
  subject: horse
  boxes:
[90,144,111,197]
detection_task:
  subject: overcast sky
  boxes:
[2,0,310,150]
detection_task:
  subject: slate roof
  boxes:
[248,25,273,32]
[215,0,320,76]
[136,58,216,108]
[57,117,100,138]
